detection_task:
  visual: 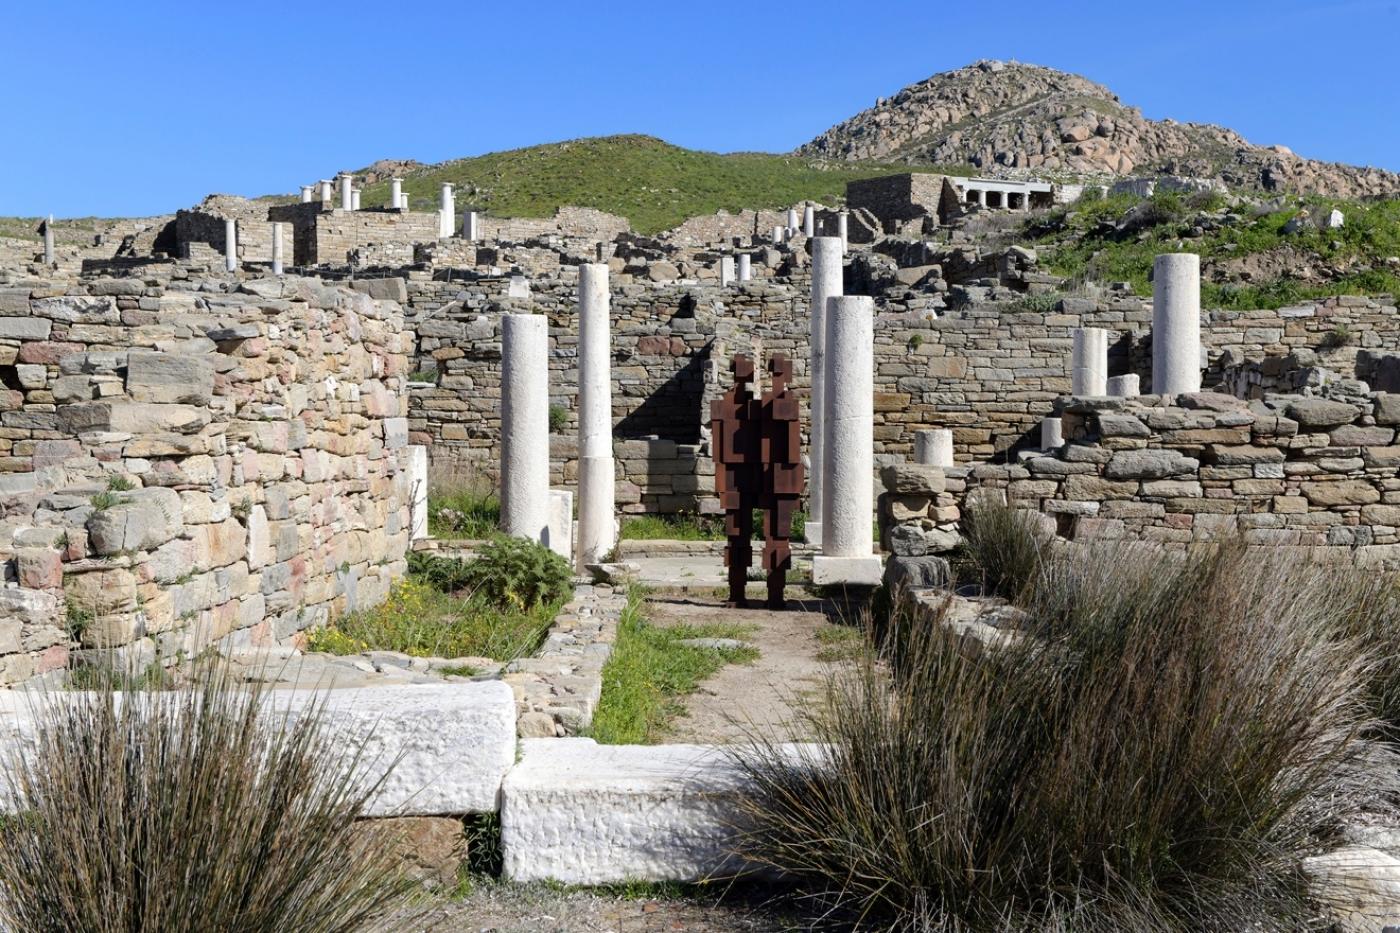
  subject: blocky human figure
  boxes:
[709,352,805,609]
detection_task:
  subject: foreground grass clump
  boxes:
[307,538,571,660]
[735,515,1400,930]
[590,589,757,744]
[0,667,410,932]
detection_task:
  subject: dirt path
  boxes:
[647,595,851,744]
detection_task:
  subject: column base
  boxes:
[811,555,883,586]
[802,521,822,546]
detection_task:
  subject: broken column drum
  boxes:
[1041,417,1064,450]
[914,429,954,467]
[806,236,843,546]
[786,207,798,233]
[1107,374,1140,397]
[1071,327,1108,396]
[1152,253,1203,395]
[737,254,751,282]
[389,177,402,211]
[814,295,881,585]
[351,189,361,211]
[223,218,237,273]
[300,186,313,203]
[500,314,551,545]
[319,180,332,203]
[575,263,616,570]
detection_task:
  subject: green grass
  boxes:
[813,623,866,663]
[428,485,500,539]
[358,135,969,236]
[619,509,808,542]
[588,588,758,744]
[619,513,724,541]
[1027,191,1400,309]
[305,578,557,661]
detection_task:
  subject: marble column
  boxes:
[500,314,550,544]
[300,186,313,203]
[737,253,751,282]
[339,173,353,211]
[837,211,849,252]
[351,189,361,211]
[1071,327,1108,396]
[786,207,798,233]
[319,180,332,204]
[575,263,616,570]
[1152,253,1202,396]
[463,210,480,240]
[914,429,954,467]
[439,183,455,238]
[802,205,815,237]
[1041,417,1064,450]
[719,256,735,286]
[271,223,284,276]
[1107,374,1140,397]
[814,295,882,586]
[42,215,54,266]
[772,226,786,244]
[224,218,237,273]
[389,177,402,211]
[806,236,843,546]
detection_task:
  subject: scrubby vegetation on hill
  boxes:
[359,135,965,235]
[1023,190,1400,309]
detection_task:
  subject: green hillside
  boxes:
[360,134,965,235]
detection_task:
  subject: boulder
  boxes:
[883,556,951,590]
[1303,845,1400,933]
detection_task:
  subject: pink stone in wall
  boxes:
[34,644,69,675]
[17,550,62,589]
[17,340,82,364]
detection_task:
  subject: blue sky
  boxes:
[4,0,1397,218]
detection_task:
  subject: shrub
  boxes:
[460,536,571,611]
[0,667,412,932]
[1009,290,1062,314]
[548,404,569,432]
[733,537,1400,930]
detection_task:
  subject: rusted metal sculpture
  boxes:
[710,352,805,609]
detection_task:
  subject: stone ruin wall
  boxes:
[954,390,1400,563]
[0,269,413,683]
[400,263,1400,516]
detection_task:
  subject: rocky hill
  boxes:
[798,60,1400,199]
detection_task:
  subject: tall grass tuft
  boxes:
[959,495,1050,599]
[0,666,413,932]
[733,526,1400,931]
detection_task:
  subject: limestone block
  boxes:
[1303,845,1400,933]
[0,317,52,340]
[1303,481,1382,507]
[880,464,946,495]
[123,350,215,405]
[87,487,184,555]
[0,683,515,817]
[1285,398,1360,430]
[58,401,210,435]
[1103,449,1198,481]
[502,738,821,883]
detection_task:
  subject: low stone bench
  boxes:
[501,737,822,884]
[0,681,516,816]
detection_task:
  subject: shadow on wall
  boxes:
[615,353,706,444]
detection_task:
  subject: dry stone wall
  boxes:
[0,268,413,682]
[959,390,1400,561]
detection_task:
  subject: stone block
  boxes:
[86,487,184,554]
[125,350,215,406]
[811,555,884,585]
[879,464,946,495]
[1302,480,1381,507]
[1103,449,1198,480]
[502,738,821,883]
[348,817,465,888]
